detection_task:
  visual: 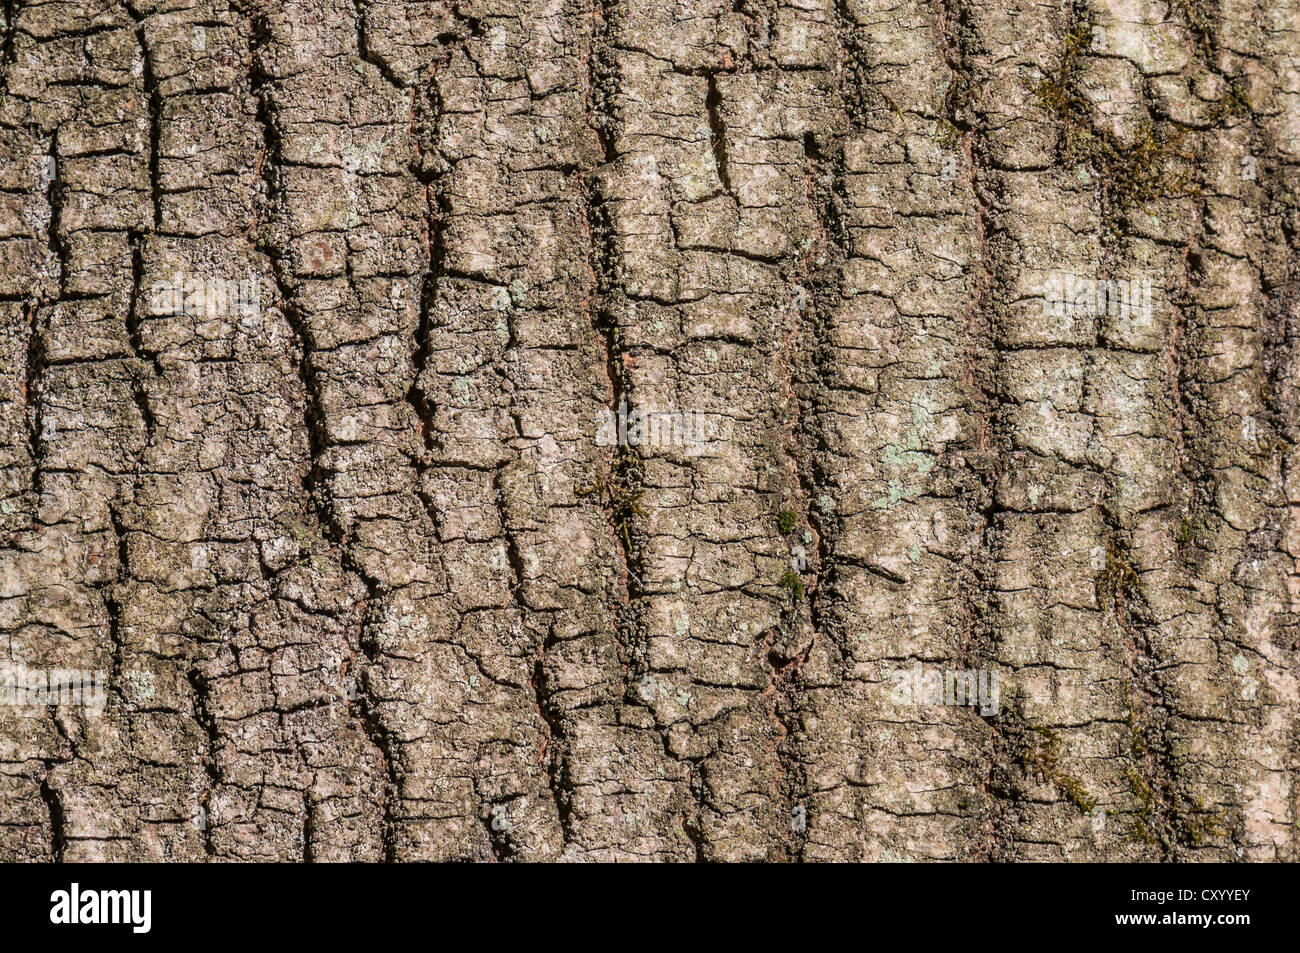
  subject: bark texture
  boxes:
[0,0,1297,862]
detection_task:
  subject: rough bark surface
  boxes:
[0,0,1297,862]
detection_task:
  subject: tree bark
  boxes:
[0,0,1296,861]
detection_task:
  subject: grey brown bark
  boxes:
[0,0,1296,861]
